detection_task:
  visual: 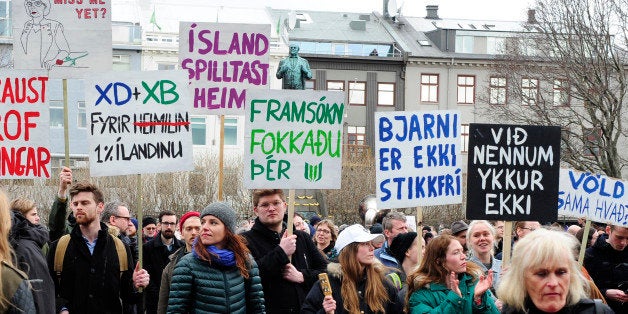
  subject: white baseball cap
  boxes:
[334,224,385,253]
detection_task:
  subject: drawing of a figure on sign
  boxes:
[20,0,87,70]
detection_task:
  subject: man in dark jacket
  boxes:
[47,181,150,314]
[242,189,328,313]
[584,224,628,313]
[143,210,184,314]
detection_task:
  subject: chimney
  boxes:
[527,9,537,24]
[426,5,439,19]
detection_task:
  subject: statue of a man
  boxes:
[276,44,313,90]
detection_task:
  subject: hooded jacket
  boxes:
[584,232,628,313]
[301,262,403,314]
[242,218,328,313]
[9,211,56,314]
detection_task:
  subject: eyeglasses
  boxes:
[521,227,537,231]
[161,222,177,227]
[257,200,284,210]
[316,229,331,234]
[114,215,131,222]
[144,227,156,230]
[26,1,45,7]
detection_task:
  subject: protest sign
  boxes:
[85,70,193,177]
[0,70,50,178]
[13,0,112,78]
[466,123,561,221]
[179,22,270,115]
[559,168,628,226]
[375,110,462,209]
[244,89,344,189]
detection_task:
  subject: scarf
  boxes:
[192,239,236,267]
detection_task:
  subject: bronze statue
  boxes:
[276,44,312,90]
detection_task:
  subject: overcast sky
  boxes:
[211,0,535,21]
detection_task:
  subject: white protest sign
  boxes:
[0,70,50,178]
[559,168,628,226]
[375,110,462,208]
[85,70,194,177]
[13,0,112,78]
[244,89,344,189]
[179,22,271,115]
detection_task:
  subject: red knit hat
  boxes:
[179,211,200,233]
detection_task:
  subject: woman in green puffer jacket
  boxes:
[167,202,265,314]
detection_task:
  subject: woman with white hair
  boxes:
[301,224,403,313]
[466,220,502,292]
[498,228,613,313]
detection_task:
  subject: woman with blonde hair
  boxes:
[0,191,35,313]
[314,219,338,260]
[497,228,612,313]
[466,220,502,292]
[302,224,402,313]
[406,235,498,313]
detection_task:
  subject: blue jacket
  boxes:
[374,241,399,268]
[167,252,265,314]
[408,273,499,314]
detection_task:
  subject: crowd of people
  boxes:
[0,166,626,313]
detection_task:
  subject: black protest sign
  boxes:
[466,124,561,222]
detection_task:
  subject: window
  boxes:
[305,79,315,90]
[77,101,86,128]
[326,81,344,91]
[191,117,206,145]
[584,128,601,156]
[158,63,175,70]
[461,124,470,153]
[521,78,539,106]
[489,77,507,105]
[486,37,505,54]
[420,74,439,103]
[455,36,474,53]
[347,126,366,145]
[348,81,366,106]
[553,79,570,106]
[457,75,475,104]
[0,0,11,37]
[378,83,395,106]
[224,117,238,146]
[112,54,130,71]
[332,43,346,56]
[50,100,64,127]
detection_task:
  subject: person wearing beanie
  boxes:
[386,232,422,291]
[302,224,403,313]
[156,211,201,314]
[451,220,469,253]
[142,216,158,244]
[241,189,328,313]
[167,202,265,314]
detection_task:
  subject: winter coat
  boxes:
[301,262,403,314]
[157,247,189,314]
[166,252,265,314]
[468,255,502,291]
[584,233,628,313]
[143,234,184,314]
[48,196,72,242]
[374,241,399,268]
[9,211,56,314]
[242,218,328,313]
[0,261,36,314]
[47,223,139,314]
[501,298,613,314]
[407,273,499,314]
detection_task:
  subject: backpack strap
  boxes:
[53,234,71,284]
[110,235,128,276]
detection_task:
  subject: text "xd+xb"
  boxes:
[94,80,180,106]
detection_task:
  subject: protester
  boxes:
[143,211,184,314]
[374,211,408,267]
[9,197,55,314]
[293,212,310,235]
[167,202,265,313]
[314,219,338,260]
[492,220,505,256]
[584,223,628,312]
[102,200,138,265]
[157,211,201,314]
[142,216,158,244]
[406,235,498,313]
[0,192,36,314]
[387,231,422,291]
[301,224,403,313]
[466,220,502,292]
[46,181,149,313]
[496,220,540,260]
[242,189,328,313]
[451,220,469,254]
[499,229,613,313]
